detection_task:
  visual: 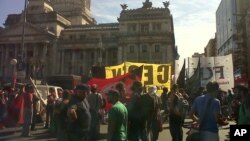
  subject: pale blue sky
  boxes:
[0,0,221,59]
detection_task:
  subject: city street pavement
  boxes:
[0,119,232,141]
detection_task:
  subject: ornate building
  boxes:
[0,0,178,82]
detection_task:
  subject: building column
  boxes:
[122,45,127,62]
[43,43,48,77]
[72,50,76,74]
[60,50,65,74]
[117,46,123,64]
[149,43,152,62]
[5,45,10,78]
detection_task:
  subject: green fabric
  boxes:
[108,101,128,141]
[238,103,250,125]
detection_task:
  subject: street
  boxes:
[0,119,232,141]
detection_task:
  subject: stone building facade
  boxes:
[216,0,250,86]
[0,0,178,82]
[204,38,216,57]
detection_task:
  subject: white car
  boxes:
[36,85,63,104]
[35,85,63,121]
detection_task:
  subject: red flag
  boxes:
[15,94,24,124]
[87,66,143,109]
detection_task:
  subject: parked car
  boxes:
[36,85,63,104]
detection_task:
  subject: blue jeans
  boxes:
[22,109,33,136]
[200,131,219,141]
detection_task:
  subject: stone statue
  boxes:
[163,1,170,8]
[143,0,152,8]
[120,4,128,10]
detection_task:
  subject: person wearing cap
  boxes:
[107,89,128,141]
[21,84,35,137]
[87,84,103,140]
[67,84,91,141]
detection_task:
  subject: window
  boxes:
[129,45,135,53]
[80,52,84,59]
[9,51,14,58]
[141,45,147,53]
[80,34,86,39]
[113,52,117,58]
[91,52,95,59]
[69,34,76,40]
[27,50,34,57]
[140,23,149,33]
[128,24,137,32]
[155,45,160,52]
[153,23,161,31]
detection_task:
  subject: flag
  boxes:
[87,65,143,93]
[176,59,185,88]
[87,66,143,109]
[186,58,201,95]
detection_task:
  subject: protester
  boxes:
[67,84,91,141]
[107,89,128,141]
[31,92,40,131]
[190,81,221,141]
[161,87,169,122]
[169,84,185,141]
[147,86,162,141]
[21,84,35,137]
[44,88,56,129]
[0,90,7,129]
[127,80,148,141]
[87,84,103,140]
[56,90,71,141]
[234,85,250,125]
[115,82,126,103]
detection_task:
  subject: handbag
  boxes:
[154,94,163,132]
[186,98,213,141]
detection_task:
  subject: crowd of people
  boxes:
[1,80,250,141]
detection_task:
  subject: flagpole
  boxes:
[20,0,27,82]
[187,57,189,79]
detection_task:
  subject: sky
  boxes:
[0,0,221,59]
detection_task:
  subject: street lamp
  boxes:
[10,59,17,89]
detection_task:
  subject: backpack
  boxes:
[175,94,189,117]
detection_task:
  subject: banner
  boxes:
[175,54,234,91]
[104,62,172,93]
[87,66,143,108]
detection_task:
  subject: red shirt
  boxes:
[23,92,33,110]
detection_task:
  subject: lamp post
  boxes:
[10,59,17,89]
